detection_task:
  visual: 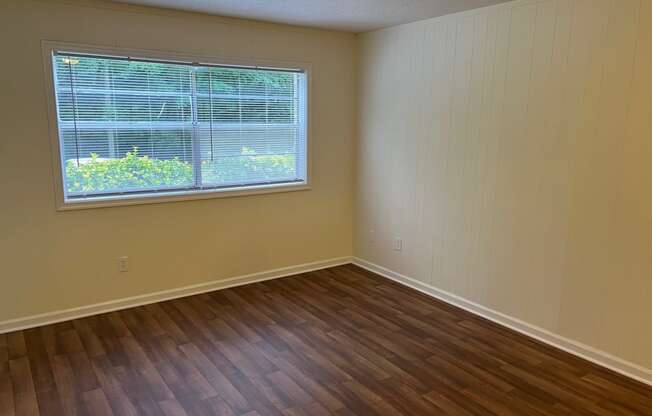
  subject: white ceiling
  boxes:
[112,0,512,33]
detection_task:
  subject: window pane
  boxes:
[52,51,307,202]
[55,55,195,196]
[195,68,303,187]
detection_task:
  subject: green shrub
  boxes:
[65,148,295,194]
[203,148,295,184]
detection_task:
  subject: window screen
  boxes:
[52,52,307,201]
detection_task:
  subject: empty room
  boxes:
[1,0,651,414]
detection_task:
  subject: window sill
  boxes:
[57,182,310,211]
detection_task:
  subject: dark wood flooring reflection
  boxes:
[1,264,651,415]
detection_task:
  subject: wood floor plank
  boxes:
[22,330,66,416]
[178,343,250,413]
[89,355,138,416]
[156,399,188,416]
[2,264,650,415]
[9,357,39,416]
[49,354,85,416]
[0,334,15,416]
[82,389,113,416]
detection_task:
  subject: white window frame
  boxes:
[42,41,311,211]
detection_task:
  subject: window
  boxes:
[45,44,309,208]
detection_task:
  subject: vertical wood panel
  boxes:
[557,0,618,349]
[602,0,652,367]
[465,12,490,303]
[430,17,459,292]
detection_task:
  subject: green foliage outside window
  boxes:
[65,148,295,194]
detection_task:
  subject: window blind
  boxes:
[52,52,307,200]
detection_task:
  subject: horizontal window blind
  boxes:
[52,52,307,200]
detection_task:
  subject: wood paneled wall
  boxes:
[355,0,652,371]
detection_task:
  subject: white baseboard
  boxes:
[352,257,652,387]
[0,256,352,334]
[4,254,650,387]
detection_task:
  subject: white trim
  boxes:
[352,257,652,387]
[4,254,649,386]
[41,40,313,211]
[0,256,351,334]
[57,183,311,211]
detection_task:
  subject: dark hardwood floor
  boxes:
[1,264,651,415]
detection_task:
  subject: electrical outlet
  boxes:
[369,229,375,244]
[118,256,129,273]
[393,237,403,251]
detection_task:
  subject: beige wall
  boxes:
[0,0,355,321]
[355,0,652,370]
